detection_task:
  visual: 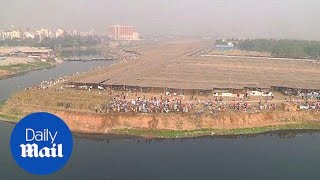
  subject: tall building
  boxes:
[107,25,140,41]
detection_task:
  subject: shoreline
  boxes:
[73,128,320,140]
[107,122,320,138]
[0,62,56,80]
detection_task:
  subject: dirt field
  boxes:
[68,39,320,90]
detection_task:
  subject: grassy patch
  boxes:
[0,101,22,122]
[0,61,53,74]
[0,113,20,122]
[112,122,320,138]
[0,100,5,109]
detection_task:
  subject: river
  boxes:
[0,61,320,179]
[0,61,114,102]
[1,121,320,179]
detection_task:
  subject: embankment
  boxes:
[13,108,318,138]
[2,104,320,138]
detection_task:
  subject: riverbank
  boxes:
[111,122,320,138]
[0,61,55,80]
[1,108,319,138]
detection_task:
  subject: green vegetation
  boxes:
[0,61,53,73]
[59,47,102,57]
[236,39,320,59]
[0,61,53,79]
[0,113,20,122]
[0,101,5,109]
[0,36,101,49]
[112,122,320,138]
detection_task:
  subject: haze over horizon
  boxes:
[1,0,319,40]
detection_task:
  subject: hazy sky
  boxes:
[1,0,319,39]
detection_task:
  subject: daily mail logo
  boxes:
[10,112,73,175]
[20,129,63,158]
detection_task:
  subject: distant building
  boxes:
[1,30,22,40]
[0,27,100,41]
[79,29,96,37]
[107,25,140,41]
[39,29,51,38]
[11,30,22,39]
[24,32,35,39]
[215,42,236,51]
[0,32,4,41]
[70,29,79,36]
[0,47,53,59]
[88,29,96,36]
[55,29,65,38]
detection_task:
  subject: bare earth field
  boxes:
[68,39,320,90]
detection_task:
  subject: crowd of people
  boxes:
[27,79,320,115]
[24,77,66,90]
[99,92,296,115]
[105,93,194,114]
[284,90,320,100]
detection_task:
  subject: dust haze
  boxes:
[0,0,319,40]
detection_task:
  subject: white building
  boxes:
[70,29,79,36]
[88,29,96,36]
[40,29,51,38]
[24,32,35,39]
[2,30,22,40]
[55,29,65,38]
[0,32,4,41]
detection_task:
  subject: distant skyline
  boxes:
[1,0,320,40]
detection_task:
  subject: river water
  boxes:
[0,61,320,179]
[0,61,113,102]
